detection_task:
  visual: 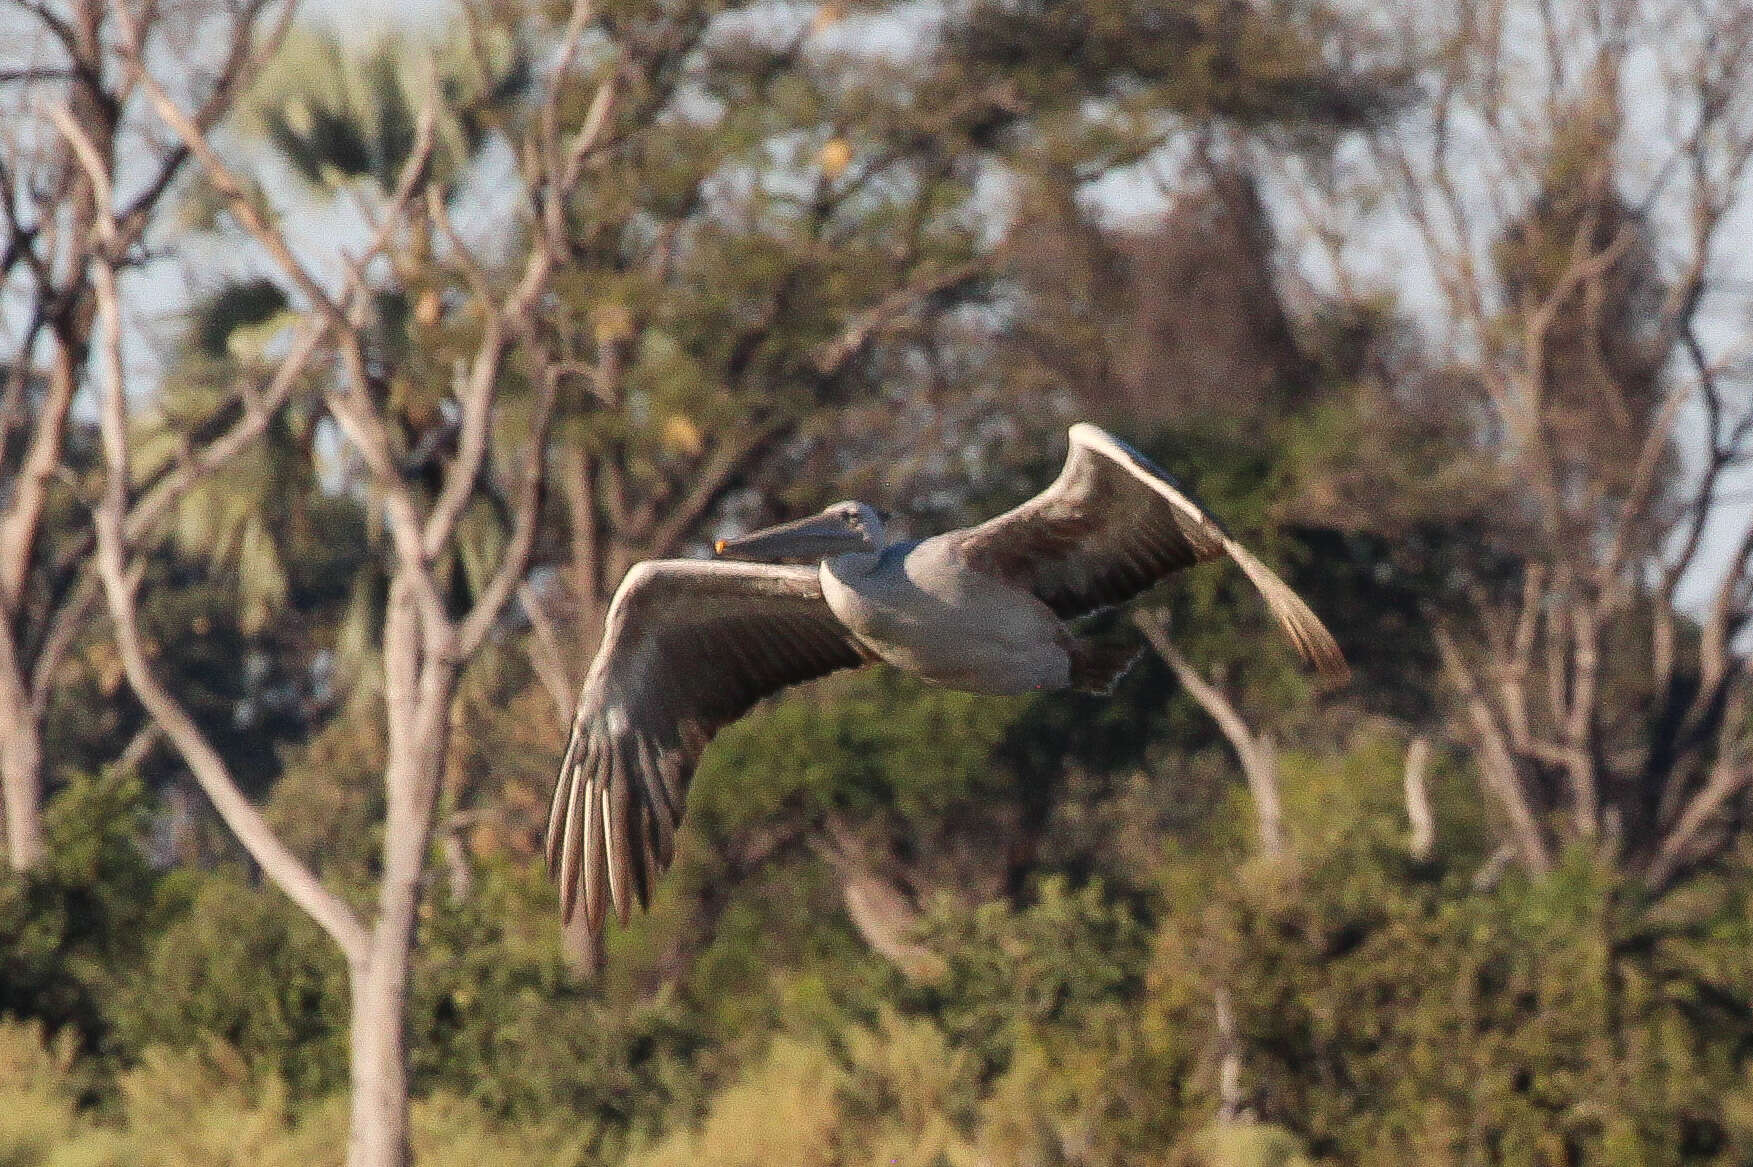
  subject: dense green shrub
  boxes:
[408,862,711,1158]
[7,743,1753,1165]
[114,872,348,1098]
[1158,756,1753,1167]
[0,773,161,1073]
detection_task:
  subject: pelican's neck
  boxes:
[823,547,882,580]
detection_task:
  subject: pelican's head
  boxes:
[714,501,887,563]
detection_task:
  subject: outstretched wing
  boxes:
[547,560,873,936]
[950,423,1347,681]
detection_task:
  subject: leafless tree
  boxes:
[0,0,295,870]
[1353,0,1753,887]
[51,2,605,1161]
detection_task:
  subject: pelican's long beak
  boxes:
[714,511,870,563]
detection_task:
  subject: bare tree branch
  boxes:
[1404,736,1436,862]
[1367,0,1753,885]
[113,7,344,323]
[1647,752,1750,891]
[1435,628,1553,874]
[811,815,943,982]
[74,163,368,962]
[0,333,75,609]
[517,582,575,722]
[1137,612,1286,860]
[452,372,557,659]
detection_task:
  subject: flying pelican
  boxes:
[546,423,1346,934]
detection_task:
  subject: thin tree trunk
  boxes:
[78,11,574,1163]
[1214,990,1244,1122]
[1434,629,1553,874]
[344,824,440,1161]
[347,740,442,1165]
[1243,736,1286,861]
[347,946,414,1167]
[0,12,103,873]
[345,576,455,1167]
[440,832,473,901]
[0,629,47,869]
[0,724,46,871]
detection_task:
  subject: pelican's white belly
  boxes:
[820,542,1068,695]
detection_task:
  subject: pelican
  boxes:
[547,422,1346,934]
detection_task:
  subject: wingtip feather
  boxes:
[1224,538,1349,687]
[556,741,592,926]
[583,757,608,937]
[608,744,635,927]
[1068,421,1105,447]
[546,714,586,876]
[552,722,697,943]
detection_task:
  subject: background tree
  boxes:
[0,0,295,871]
[608,0,1414,982]
[1300,0,1753,885]
[60,6,575,1162]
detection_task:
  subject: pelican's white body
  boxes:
[819,537,1070,694]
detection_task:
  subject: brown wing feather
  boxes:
[953,423,1347,682]
[546,560,873,935]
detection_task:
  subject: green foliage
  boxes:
[132,347,368,638]
[1187,844,1751,1164]
[242,27,530,195]
[906,877,1150,1078]
[945,0,1405,148]
[627,1008,986,1167]
[913,879,1198,1163]
[665,856,885,1041]
[101,856,704,1159]
[8,743,1753,1165]
[103,1047,336,1167]
[188,279,292,361]
[642,741,1753,1166]
[0,773,161,1067]
[408,862,710,1158]
[1175,1122,1316,1167]
[0,1020,100,1165]
[0,1021,575,1167]
[114,874,349,1099]
[626,1036,850,1167]
[692,670,1023,838]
